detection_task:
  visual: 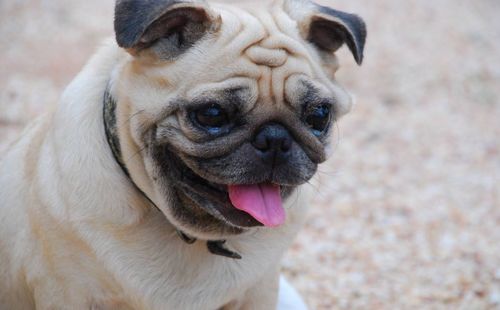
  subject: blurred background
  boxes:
[1,0,499,308]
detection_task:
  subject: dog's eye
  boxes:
[194,104,230,131]
[305,105,331,136]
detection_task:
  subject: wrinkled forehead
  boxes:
[127,1,352,116]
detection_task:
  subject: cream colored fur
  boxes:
[0,1,354,309]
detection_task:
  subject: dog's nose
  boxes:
[252,123,292,163]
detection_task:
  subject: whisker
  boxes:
[315,168,340,178]
[119,109,146,130]
[289,186,301,207]
[304,179,321,194]
[124,145,148,164]
[116,109,149,165]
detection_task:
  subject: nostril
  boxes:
[281,137,292,152]
[252,133,270,151]
[252,123,292,154]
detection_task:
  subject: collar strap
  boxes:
[103,87,241,259]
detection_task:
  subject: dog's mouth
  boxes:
[172,154,294,228]
[228,184,285,227]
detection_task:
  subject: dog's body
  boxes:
[0,1,365,309]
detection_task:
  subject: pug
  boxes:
[0,0,366,309]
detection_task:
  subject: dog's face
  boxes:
[112,0,366,239]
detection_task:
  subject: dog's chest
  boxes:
[84,223,290,310]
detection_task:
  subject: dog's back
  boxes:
[0,116,48,307]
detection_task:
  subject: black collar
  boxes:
[103,87,241,259]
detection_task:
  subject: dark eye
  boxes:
[194,104,230,131]
[305,105,331,136]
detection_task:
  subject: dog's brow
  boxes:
[286,79,335,111]
[301,81,323,104]
[192,85,251,105]
[225,86,252,102]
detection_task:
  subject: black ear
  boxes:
[114,0,219,57]
[309,5,366,65]
[285,0,366,65]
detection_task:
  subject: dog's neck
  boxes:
[102,87,242,260]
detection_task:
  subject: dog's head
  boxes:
[110,0,366,239]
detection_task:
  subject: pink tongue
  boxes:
[228,184,285,227]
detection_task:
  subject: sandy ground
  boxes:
[1,0,499,309]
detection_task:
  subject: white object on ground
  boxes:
[277,275,308,310]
